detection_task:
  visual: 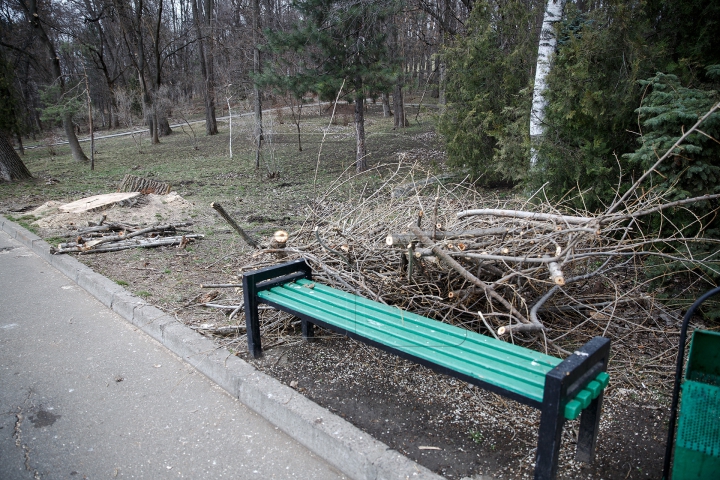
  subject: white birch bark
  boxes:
[530,0,567,167]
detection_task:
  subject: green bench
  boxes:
[243,259,610,480]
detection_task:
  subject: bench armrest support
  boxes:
[243,259,313,358]
[535,336,611,480]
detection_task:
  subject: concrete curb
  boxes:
[1,215,444,480]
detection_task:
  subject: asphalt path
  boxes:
[0,229,345,480]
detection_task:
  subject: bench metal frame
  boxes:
[243,259,610,480]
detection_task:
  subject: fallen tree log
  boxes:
[211,202,258,248]
[118,174,172,195]
[457,208,595,225]
[51,234,203,254]
[386,227,510,247]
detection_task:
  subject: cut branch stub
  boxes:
[270,230,289,258]
[547,260,565,286]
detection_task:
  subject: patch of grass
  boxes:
[5,214,40,234]
[135,290,152,298]
[115,279,129,286]
[1,105,441,215]
[469,430,484,444]
[44,236,66,247]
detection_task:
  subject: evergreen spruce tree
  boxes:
[261,0,397,172]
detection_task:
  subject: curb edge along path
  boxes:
[0,215,443,480]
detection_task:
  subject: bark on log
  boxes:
[547,260,565,285]
[52,235,202,254]
[386,228,510,247]
[118,174,171,195]
[457,208,593,225]
[196,325,245,336]
[82,224,179,248]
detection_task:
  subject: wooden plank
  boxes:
[58,192,141,214]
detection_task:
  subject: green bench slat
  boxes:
[276,282,556,383]
[291,279,560,371]
[257,279,609,411]
[261,288,545,402]
[265,280,557,376]
[563,373,610,420]
[259,281,561,403]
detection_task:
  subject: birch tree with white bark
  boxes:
[530,0,567,167]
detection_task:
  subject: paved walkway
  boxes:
[0,229,345,479]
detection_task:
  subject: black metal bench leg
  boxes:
[535,373,564,480]
[576,390,604,463]
[301,319,316,342]
[242,272,263,358]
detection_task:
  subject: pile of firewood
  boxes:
[51,221,202,254]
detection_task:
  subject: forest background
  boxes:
[1,0,720,295]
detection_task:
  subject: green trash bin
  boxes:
[672,330,720,479]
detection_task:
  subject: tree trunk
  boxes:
[382,93,392,117]
[389,15,407,129]
[393,84,408,129]
[25,0,88,162]
[150,108,160,144]
[530,0,567,167]
[158,116,172,136]
[0,134,32,182]
[438,58,446,107]
[62,112,88,161]
[15,133,24,155]
[253,0,263,168]
[354,94,367,172]
[204,0,218,135]
[192,0,218,136]
[110,103,120,129]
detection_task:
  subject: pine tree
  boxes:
[262,0,397,172]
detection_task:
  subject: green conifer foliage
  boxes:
[438,0,544,184]
[531,1,659,208]
[261,0,396,105]
[624,71,720,229]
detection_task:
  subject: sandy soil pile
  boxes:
[30,192,197,234]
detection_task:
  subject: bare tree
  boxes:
[20,0,88,162]
[253,0,263,168]
[192,0,218,135]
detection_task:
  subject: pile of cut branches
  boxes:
[51,221,202,254]
[199,104,718,384]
